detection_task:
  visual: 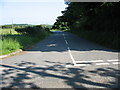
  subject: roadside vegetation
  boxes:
[50,29,59,32]
[0,24,52,55]
[52,2,119,50]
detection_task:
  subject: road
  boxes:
[0,31,119,88]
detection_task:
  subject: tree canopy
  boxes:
[52,2,120,50]
[52,2,120,33]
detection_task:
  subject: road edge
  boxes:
[0,49,23,59]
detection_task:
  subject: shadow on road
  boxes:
[1,32,119,89]
[27,32,119,53]
[1,61,119,88]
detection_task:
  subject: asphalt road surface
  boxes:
[0,31,119,89]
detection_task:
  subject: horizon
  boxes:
[0,0,67,25]
[0,23,53,25]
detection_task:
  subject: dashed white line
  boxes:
[63,33,76,65]
[112,62,120,65]
[63,34,66,39]
[74,64,87,66]
[65,40,68,45]
[107,59,119,62]
[96,63,110,65]
[63,33,118,67]
[76,60,104,63]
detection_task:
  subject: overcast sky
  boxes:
[0,0,67,25]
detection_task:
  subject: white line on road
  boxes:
[74,64,87,66]
[0,68,5,70]
[112,62,120,65]
[67,47,76,65]
[75,60,104,63]
[63,34,66,39]
[64,36,65,39]
[65,65,74,67]
[63,33,76,65]
[65,40,68,45]
[107,59,119,62]
[63,33,119,67]
[96,63,110,65]
[65,64,87,67]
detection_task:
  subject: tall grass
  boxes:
[1,28,18,35]
[1,28,51,55]
[2,37,21,55]
[50,29,59,31]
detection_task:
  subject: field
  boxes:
[0,28,18,35]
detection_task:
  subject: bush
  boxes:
[15,26,46,36]
[45,28,50,32]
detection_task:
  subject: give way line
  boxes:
[62,33,119,67]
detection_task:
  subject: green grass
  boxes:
[1,28,51,55]
[50,29,59,31]
[2,37,21,55]
[0,28,19,35]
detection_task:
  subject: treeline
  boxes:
[1,24,52,29]
[1,24,30,29]
[52,2,120,50]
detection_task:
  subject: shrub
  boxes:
[45,28,50,32]
[15,26,45,36]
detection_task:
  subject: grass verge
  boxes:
[50,29,59,32]
[1,31,51,55]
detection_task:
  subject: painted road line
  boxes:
[76,60,104,63]
[63,33,76,65]
[65,40,68,45]
[66,64,87,67]
[74,64,87,66]
[112,62,120,65]
[0,68,5,70]
[63,36,66,39]
[96,63,110,65]
[67,47,76,65]
[65,65,74,67]
[63,33,66,39]
[63,33,68,45]
[107,59,119,62]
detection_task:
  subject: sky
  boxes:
[0,0,67,25]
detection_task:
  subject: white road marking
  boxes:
[67,47,76,65]
[63,33,76,65]
[112,62,120,65]
[63,34,66,39]
[0,68,5,70]
[65,65,74,67]
[76,60,104,63]
[96,63,110,65]
[65,40,68,45]
[107,59,119,62]
[19,67,26,68]
[74,64,87,66]
[62,33,118,67]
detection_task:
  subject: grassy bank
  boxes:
[1,28,18,35]
[50,29,59,32]
[69,30,119,51]
[1,27,51,55]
